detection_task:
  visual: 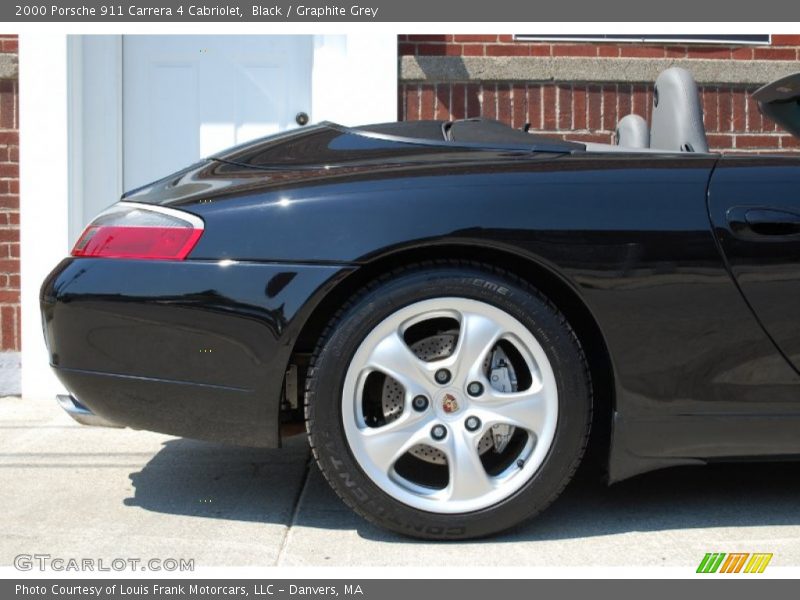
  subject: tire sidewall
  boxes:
[307,266,591,539]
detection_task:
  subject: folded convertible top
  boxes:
[355,119,584,151]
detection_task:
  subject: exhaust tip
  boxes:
[56,394,122,428]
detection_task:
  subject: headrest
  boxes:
[650,67,709,152]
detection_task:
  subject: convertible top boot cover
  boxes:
[650,67,709,153]
[615,114,650,149]
[752,71,800,138]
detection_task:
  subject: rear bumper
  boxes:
[41,257,352,447]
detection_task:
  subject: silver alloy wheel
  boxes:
[341,297,559,514]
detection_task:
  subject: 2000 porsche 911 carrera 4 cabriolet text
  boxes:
[41,68,800,539]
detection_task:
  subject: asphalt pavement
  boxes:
[2,396,800,569]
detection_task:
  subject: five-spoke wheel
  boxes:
[305,264,591,539]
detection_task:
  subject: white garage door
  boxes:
[122,35,313,190]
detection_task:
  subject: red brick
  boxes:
[602,85,617,131]
[419,86,435,120]
[746,94,762,131]
[497,85,512,124]
[558,86,571,130]
[754,47,796,60]
[543,86,557,130]
[1,305,16,350]
[406,35,449,42]
[7,212,18,226]
[573,86,587,130]
[8,180,17,194]
[398,43,415,56]
[0,259,19,274]
[497,35,513,43]
[529,45,550,57]
[700,88,716,132]
[8,243,18,258]
[451,84,466,120]
[466,84,481,118]
[781,135,800,148]
[483,85,498,120]
[707,134,734,150]
[598,46,620,58]
[0,85,15,130]
[618,84,632,119]
[511,84,527,129]
[632,85,648,122]
[0,163,17,178]
[0,195,18,210]
[0,290,19,303]
[735,135,780,149]
[730,47,754,60]
[587,86,602,131]
[8,274,19,289]
[486,44,529,57]
[772,35,800,46]
[664,46,687,58]
[718,88,733,133]
[406,86,420,120]
[435,84,450,120]
[0,308,19,350]
[552,44,597,57]
[0,229,18,243]
[461,44,484,56]
[620,46,665,58]
[732,89,747,131]
[453,35,497,42]
[417,43,463,56]
[0,131,18,145]
[686,47,732,60]
[415,44,446,56]
[526,85,542,130]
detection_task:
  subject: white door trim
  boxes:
[19,34,71,400]
[68,35,123,244]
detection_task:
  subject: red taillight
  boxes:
[71,203,204,260]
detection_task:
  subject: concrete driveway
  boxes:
[2,396,800,568]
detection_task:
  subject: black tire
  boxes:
[305,261,592,540]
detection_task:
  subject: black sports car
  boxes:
[41,69,800,539]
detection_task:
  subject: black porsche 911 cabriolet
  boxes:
[41,68,800,539]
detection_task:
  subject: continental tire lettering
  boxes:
[373,506,466,537]
[466,278,510,295]
[328,457,369,501]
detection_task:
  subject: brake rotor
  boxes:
[380,332,500,465]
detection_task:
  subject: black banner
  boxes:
[4,0,800,22]
[4,580,796,600]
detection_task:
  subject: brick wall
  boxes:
[398,35,800,152]
[0,35,18,352]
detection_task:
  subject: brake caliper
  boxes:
[488,346,517,453]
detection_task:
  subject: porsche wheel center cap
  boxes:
[442,393,459,413]
[436,389,464,416]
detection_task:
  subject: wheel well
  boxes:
[290,245,615,476]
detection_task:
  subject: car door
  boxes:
[708,154,800,371]
[707,74,800,371]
